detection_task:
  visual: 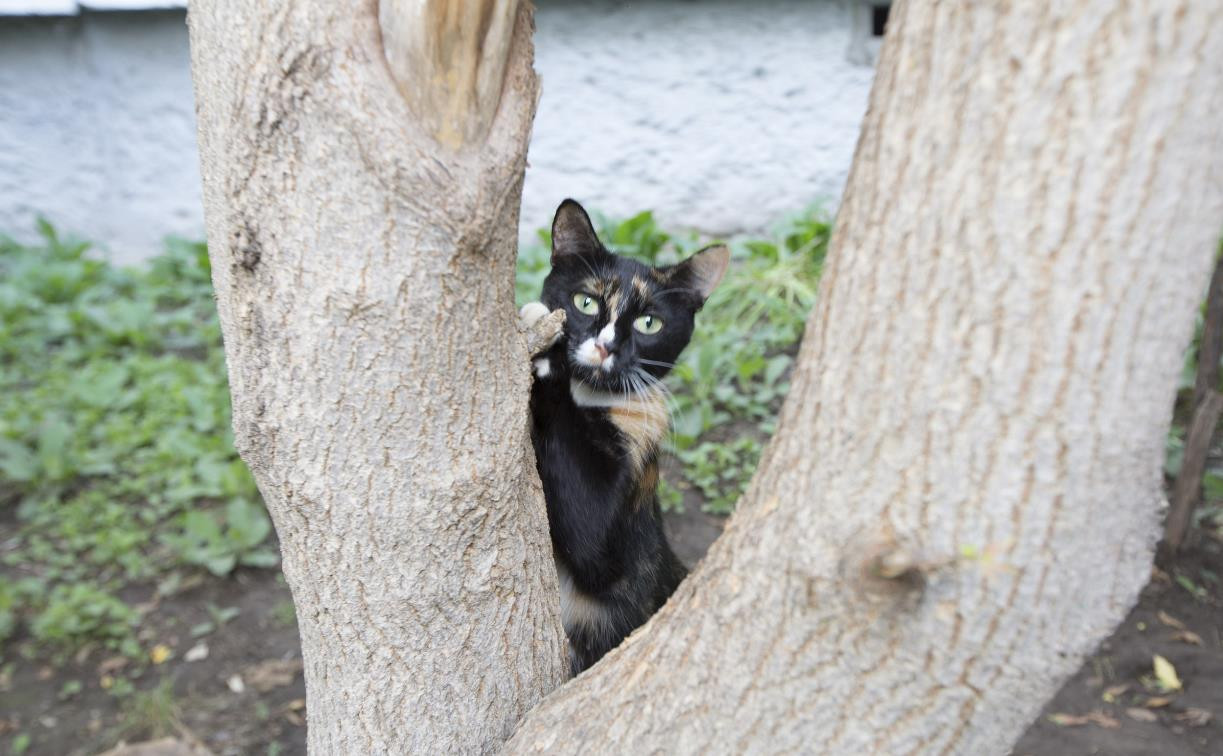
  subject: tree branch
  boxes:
[504,2,1223,751]
[1165,390,1223,552]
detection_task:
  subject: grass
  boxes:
[0,209,826,659]
[113,676,182,742]
[0,223,269,660]
[270,599,299,628]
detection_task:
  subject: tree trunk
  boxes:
[188,1,567,753]
[506,1,1223,753]
[189,0,1223,753]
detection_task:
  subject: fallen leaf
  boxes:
[1157,610,1187,630]
[36,666,53,681]
[1172,630,1203,645]
[1175,708,1213,727]
[1086,711,1121,729]
[95,737,215,756]
[226,674,245,694]
[1048,711,1119,729]
[100,675,115,690]
[184,643,209,663]
[279,698,307,727]
[243,659,303,693]
[97,656,129,676]
[1145,696,1173,708]
[1126,707,1158,722]
[1102,684,1130,703]
[1153,655,1183,691]
[131,598,160,615]
[150,644,173,665]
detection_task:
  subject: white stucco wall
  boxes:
[0,1,875,263]
[0,10,202,262]
[523,0,875,237]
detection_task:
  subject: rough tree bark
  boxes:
[188,0,1223,753]
[188,1,567,753]
[507,1,1223,753]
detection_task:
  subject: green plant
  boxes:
[0,581,17,645]
[28,584,140,657]
[0,224,272,658]
[270,599,299,628]
[674,438,764,514]
[9,733,30,756]
[58,679,83,701]
[161,498,277,576]
[114,676,181,742]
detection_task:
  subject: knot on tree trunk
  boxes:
[846,532,930,601]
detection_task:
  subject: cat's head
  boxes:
[540,199,729,394]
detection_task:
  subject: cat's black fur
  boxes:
[526,199,728,675]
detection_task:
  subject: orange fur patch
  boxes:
[634,462,660,511]
[631,274,651,300]
[608,394,669,471]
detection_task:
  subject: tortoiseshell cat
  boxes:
[520,199,728,675]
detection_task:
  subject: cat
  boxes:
[520,199,729,675]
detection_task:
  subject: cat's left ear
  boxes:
[551,199,601,263]
[669,244,730,303]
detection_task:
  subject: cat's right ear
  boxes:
[551,199,601,263]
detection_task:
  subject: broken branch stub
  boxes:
[379,0,521,149]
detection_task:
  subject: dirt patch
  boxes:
[1,573,307,756]
[2,517,1220,755]
[1013,540,1223,755]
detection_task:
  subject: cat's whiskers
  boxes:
[603,371,667,466]
[632,368,680,433]
[637,358,677,369]
[632,367,686,450]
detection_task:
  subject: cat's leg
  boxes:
[565,588,647,674]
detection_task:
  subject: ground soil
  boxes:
[2,511,1220,755]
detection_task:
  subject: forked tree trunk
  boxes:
[188,1,567,752]
[506,2,1223,752]
[189,0,1223,753]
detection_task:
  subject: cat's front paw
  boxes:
[519,301,550,328]
[519,302,565,358]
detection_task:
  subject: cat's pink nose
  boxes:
[595,344,610,360]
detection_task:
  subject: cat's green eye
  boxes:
[572,292,600,315]
[634,314,664,335]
